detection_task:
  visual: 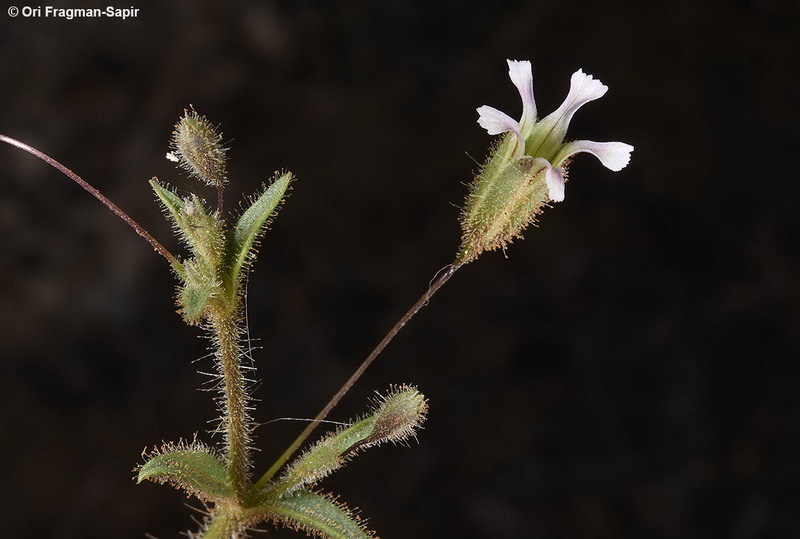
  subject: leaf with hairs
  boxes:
[226,172,292,284]
[136,444,233,503]
[255,490,374,539]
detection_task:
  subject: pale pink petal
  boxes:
[506,59,537,128]
[545,165,565,202]
[536,69,609,144]
[555,140,634,171]
[562,69,608,113]
[476,105,520,135]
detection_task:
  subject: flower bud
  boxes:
[270,385,428,497]
[170,107,228,187]
[364,384,428,447]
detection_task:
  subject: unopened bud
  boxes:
[364,384,428,447]
[271,385,428,497]
[171,107,228,187]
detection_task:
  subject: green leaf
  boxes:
[256,490,374,539]
[179,272,217,324]
[136,446,233,503]
[150,177,185,219]
[180,281,213,322]
[269,416,376,498]
[227,172,292,284]
[150,179,188,279]
[178,195,224,270]
[151,179,224,272]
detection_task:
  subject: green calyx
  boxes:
[456,135,551,264]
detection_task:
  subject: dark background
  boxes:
[1,1,797,537]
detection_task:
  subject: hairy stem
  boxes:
[211,310,251,501]
[202,508,242,539]
[0,134,179,267]
[252,263,461,491]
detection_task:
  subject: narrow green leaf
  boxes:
[150,177,185,221]
[227,172,292,283]
[256,490,374,539]
[177,195,224,273]
[151,179,224,269]
[137,447,233,503]
[269,416,375,497]
[150,179,188,280]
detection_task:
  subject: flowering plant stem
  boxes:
[211,309,250,501]
[3,61,634,537]
[0,134,179,268]
[253,263,461,491]
[203,509,239,539]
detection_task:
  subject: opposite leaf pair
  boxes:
[150,174,291,324]
[137,385,428,538]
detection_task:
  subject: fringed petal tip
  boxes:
[506,59,532,72]
[558,140,634,171]
[570,69,609,103]
[598,142,634,171]
[477,105,521,136]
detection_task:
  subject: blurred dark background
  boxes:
[1,0,798,537]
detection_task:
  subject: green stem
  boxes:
[202,508,242,539]
[211,310,250,502]
[252,263,461,492]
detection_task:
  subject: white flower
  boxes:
[477,60,633,202]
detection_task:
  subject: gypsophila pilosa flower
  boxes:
[476,60,633,202]
[457,60,634,263]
